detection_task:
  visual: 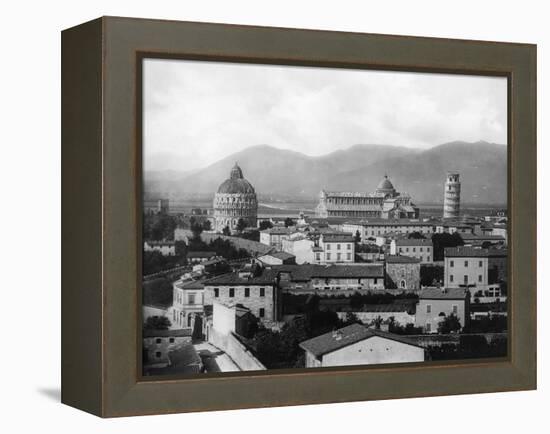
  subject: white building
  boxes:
[390,238,433,263]
[144,240,176,256]
[317,233,355,264]
[300,324,425,368]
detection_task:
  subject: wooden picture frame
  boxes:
[61,16,536,417]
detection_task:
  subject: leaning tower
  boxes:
[443,172,461,218]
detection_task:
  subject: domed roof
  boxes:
[376,175,395,192]
[217,163,256,194]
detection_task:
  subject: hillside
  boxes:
[144,141,507,204]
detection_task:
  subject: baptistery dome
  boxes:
[213,163,258,233]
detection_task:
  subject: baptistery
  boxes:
[213,163,258,233]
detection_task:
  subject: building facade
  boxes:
[385,255,421,291]
[172,279,205,329]
[342,220,434,243]
[444,247,508,290]
[317,233,355,264]
[203,269,281,325]
[390,238,433,263]
[259,226,295,250]
[415,287,469,333]
[143,240,176,256]
[316,175,419,219]
[213,163,258,233]
[443,172,461,218]
[300,324,425,368]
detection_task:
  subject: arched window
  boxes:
[400,280,406,289]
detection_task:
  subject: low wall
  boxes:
[209,328,266,371]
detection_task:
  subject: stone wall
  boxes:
[208,328,266,371]
[386,262,420,291]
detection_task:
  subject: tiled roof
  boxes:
[187,251,216,258]
[203,269,278,286]
[444,247,507,258]
[395,238,432,246]
[321,233,354,243]
[261,227,295,235]
[343,219,433,227]
[260,251,296,260]
[418,287,468,300]
[176,280,205,290]
[385,255,421,264]
[274,264,384,280]
[143,328,193,338]
[299,324,422,357]
[460,234,505,241]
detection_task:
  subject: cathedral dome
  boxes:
[216,163,256,194]
[376,175,395,192]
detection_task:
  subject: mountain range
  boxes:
[144,141,507,204]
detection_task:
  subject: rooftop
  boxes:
[385,255,421,264]
[275,264,384,280]
[299,324,422,358]
[394,238,433,246]
[143,328,193,338]
[321,233,354,243]
[203,269,279,286]
[187,251,217,258]
[260,251,296,261]
[175,280,205,290]
[418,287,468,300]
[444,247,507,258]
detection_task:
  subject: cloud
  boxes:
[143,59,507,171]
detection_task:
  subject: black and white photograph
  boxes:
[141,58,508,376]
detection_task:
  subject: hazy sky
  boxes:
[143,58,507,172]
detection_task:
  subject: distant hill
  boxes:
[144,141,507,204]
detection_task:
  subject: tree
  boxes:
[420,265,444,286]
[236,218,247,232]
[431,232,464,261]
[222,225,231,236]
[437,314,461,334]
[259,220,273,230]
[190,218,204,240]
[202,219,212,231]
[144,315,171,330]
[408,231,426,239]
[284,217,294,228]
[354,230,361,243]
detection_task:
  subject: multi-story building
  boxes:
[444,247,507,290]
[203,268,281,325]
[259,226,296,250]
[317,233,355,264]
[316,175,419,219]
[385,255,421,291]
[275,264,384,294]
[172,279,205,329]
[281,235,316,264]
[342,220,434,243]
[390,238,433,263]
[415,287,470,333]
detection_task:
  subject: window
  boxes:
[244,287,250,297]
[450,275,454,282]
[188,293,195,305]
[259,308,265,318]
[156,338,162,344]
[420,247,423,252]
[412,247,416,252]
[347,244,351,250]
[452,305,458,315]
[478,275,482,282]
[450,260,454,267]
[326,244,331,250]
[373,278,377,285]
[337,244,341,250]
[464,275,468,284]
[315,253,320,261]
[400,280,406,289]
[260,287,265,297]
[464,260,468,267]
[347,253,351,260]
[337,253,341,261]
[155,351,162,358]
[426,304,431,314]
[229,288,235,297]
[426,323,431,333]
[479,260,483,267]
[214,288,219,298]
[327,253,331,260]
[169,338,175,344]
[426,256,430,262]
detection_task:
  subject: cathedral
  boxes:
[213,163,258,233]
[315,175,419,219]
